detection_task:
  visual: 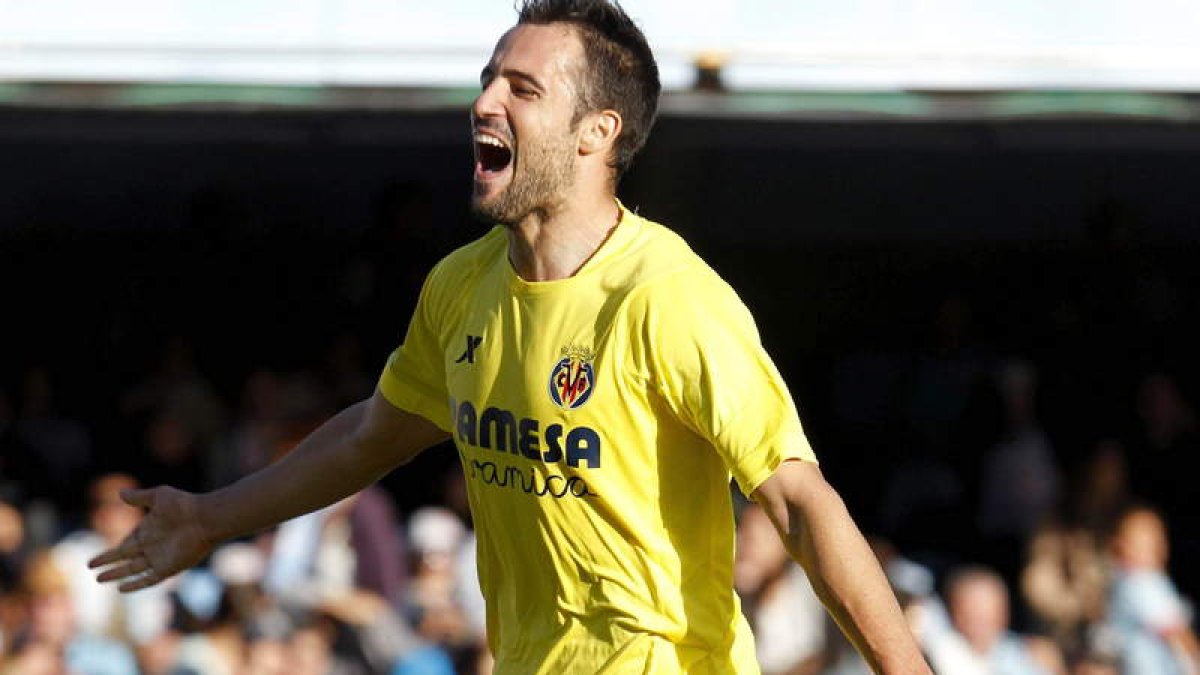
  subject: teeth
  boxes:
[474,133,508,149]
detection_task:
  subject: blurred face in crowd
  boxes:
[734,503,789,596]
[137,632,182,675]
[0,501,24,554]
[286,624,334,675]
[21,552,77,648]
[89,473,141,546]
[244,636,289,675]
[28,591,76,647]
[947,571,1009,654]
[1111,507,1168,571]
[470,23,586,226]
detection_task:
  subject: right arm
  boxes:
[90,390,450,591]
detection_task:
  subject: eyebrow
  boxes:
[480,65,546,93]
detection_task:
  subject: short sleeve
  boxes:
[1123,572,1189,631]
[633,269,816,496]
[377,267,453,432]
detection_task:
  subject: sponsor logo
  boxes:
[449,398,601,469]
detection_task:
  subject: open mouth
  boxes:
[474,132,513,175]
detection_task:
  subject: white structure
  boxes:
[1,0,1199,90]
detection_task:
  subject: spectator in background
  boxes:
[1128,372,1200,601]
[1021,525,1108,661]
[263,491,437,674]
[242,628,289,675]
[283,613,363,675]
[1106,505,1200,674]
[405,506,476,663]
[978,360,1061,584]
[210,369,289,490]
[169,569,245,675]
[0,502,29,655]
[346,485,408,611]
[119,336,228,459]
[926,565,1066,675]
[0,501,28,594]
[9,366,94,528]
[263,497,361,613]
[138,412,208,493]
[805,537,945,675]
[213,368,332,490]
[435,466,490,675]
[264,486,406,614]
[868,538,950,650]
[1021,439,1127,658]
[734,501,826,675]
[4,550,138,675]
[1068,439,1131,541]
[51,473,172,647]
[1070,652,1120,675]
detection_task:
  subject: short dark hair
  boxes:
[518,0,660,180]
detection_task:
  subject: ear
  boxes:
[578,109,622,158]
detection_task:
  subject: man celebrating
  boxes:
[92,1,930,673]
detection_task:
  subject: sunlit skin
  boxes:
[734,503,791,596]
[470,23,623,283]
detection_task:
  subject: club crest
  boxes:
[549,345,596,410]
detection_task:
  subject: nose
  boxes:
[471,79,505,124]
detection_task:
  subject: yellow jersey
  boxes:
[378,204,816,674]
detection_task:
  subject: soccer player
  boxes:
[91,1,931,673]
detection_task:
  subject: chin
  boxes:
[469,198,510,227]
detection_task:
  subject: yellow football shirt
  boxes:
[378,204,816,674]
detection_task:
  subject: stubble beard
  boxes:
[471,134,577,228]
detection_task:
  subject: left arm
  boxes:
[752,460,931,675]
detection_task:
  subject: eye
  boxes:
[512,86,538,99]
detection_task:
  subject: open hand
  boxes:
[88,486,214,592]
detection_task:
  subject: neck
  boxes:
[506,191,621,282]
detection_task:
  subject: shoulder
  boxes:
[607,214,763,365]
[426,226,506,289]
[614,212,742,311]
[416,227,506,316]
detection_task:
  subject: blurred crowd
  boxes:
[737,471,1200,675]
[1,356,1196,675]
[1,180,1197,674]
[0,464,488,675]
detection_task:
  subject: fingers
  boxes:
[90,487,157,569]
[88,538,134,564]
[119,570,163,594]
[90,530,163,593]
[95,556,152,583]
[120,487,156,509]
[88,533,142,569]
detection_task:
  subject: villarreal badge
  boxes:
[549,345,596,410]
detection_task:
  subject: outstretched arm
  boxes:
[752,460,931,675]
[90,390,450,591]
